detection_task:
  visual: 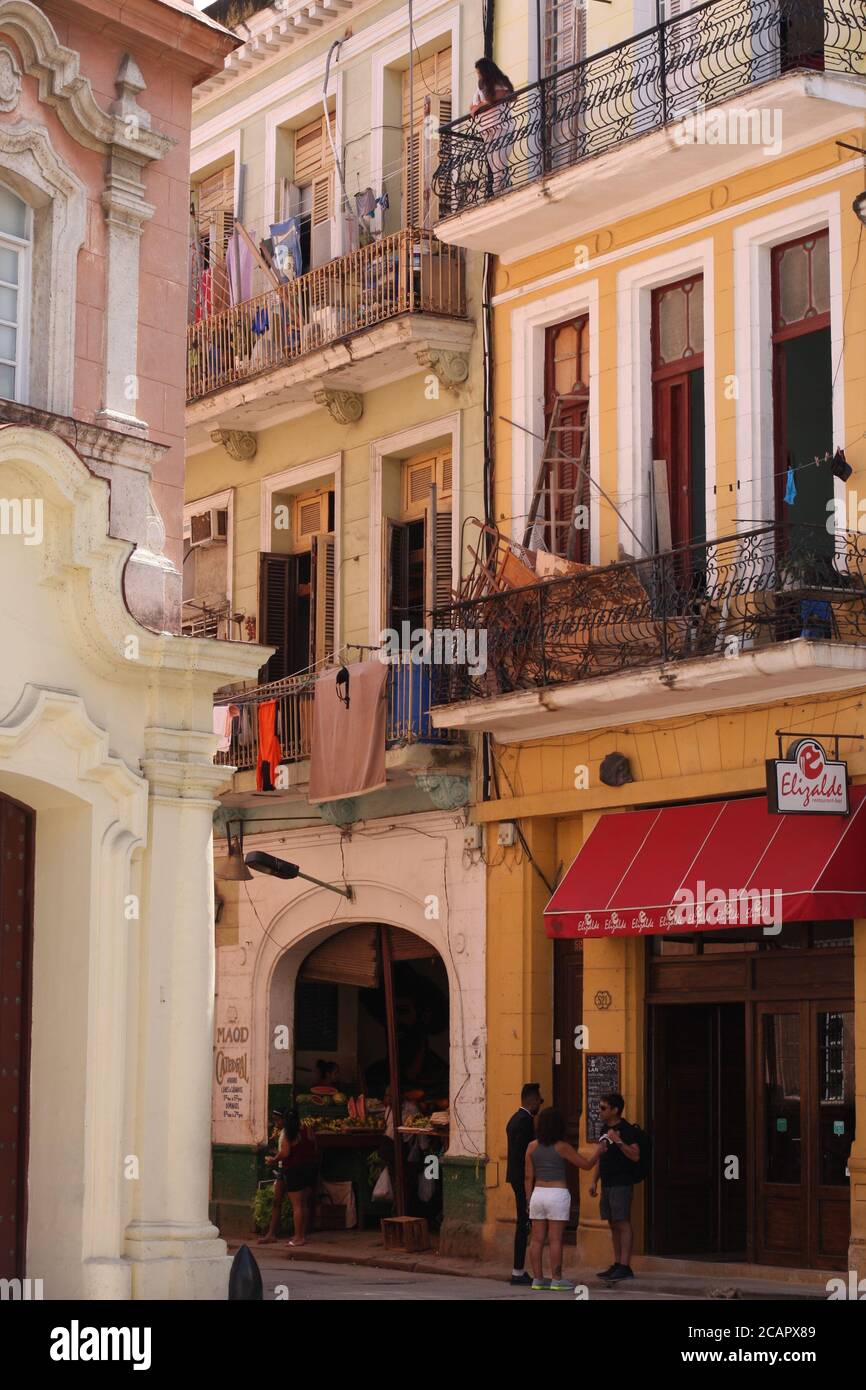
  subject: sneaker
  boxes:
[509,1272,532,1286]
[606,1264,634,1282]
[596,1264,618,1279]
[549,1277,575,1291]
[531,1279,550,1291]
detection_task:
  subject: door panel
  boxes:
[811,1004,854,1267]
[756,1005,805,1264]
[0,794,34,1279]
[651,1005,715,1254]
[553,941,582,1224]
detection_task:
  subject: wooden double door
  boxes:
[650,992,854,1269]
[0,793,34,1279]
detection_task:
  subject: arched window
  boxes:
[0,183,31,403]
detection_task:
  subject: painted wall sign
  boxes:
[585,1053,621,1142]
[766,739,848,815]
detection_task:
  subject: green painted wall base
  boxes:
[211,1143,268,1239]
[440,1154,487,1259]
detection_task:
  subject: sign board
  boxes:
[766,738,848,816]
[585,1053,621,1142]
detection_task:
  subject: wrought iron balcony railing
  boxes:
[434,0,864,218]
[215,658,462,773]
[187,227,465,402]
[432,524,866,705]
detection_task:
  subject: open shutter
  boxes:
[387,520,410,632]
[425,484,454,623]
[402,47,451,228]
[421,95,452,226]
[259,552,297,683]
[310,171,333,268]
[310,532,336,666]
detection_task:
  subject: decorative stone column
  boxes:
[123,731,234,1300]
[98,56,173,436]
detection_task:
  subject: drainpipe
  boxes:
[323,38,352,226]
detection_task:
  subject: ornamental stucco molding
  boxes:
[210,429,258,461]
[313,388,363,424]
[0,425,270,689]
[416,348,470,394]
[0,1,173,161]
[0,40,21,110]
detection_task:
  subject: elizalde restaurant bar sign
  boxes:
[766,739,849,816]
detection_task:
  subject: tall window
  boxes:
[651,275,705,551]
[292,112,335,271]
[542,316,590,560]
[0,184,30,403]
[388,449,453,643]
[771,230,832,550]
[259,486,336,682]
[542,0,585,76]
[402,45,451,227]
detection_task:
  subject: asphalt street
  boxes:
[259,1260,692,1301]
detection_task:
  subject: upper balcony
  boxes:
[186,227,471,445]
[215,657,470,810]
[430,523,866,741]
[433,0,866,257]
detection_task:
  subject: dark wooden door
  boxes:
[651,1005,715,1254]
[755,1003,805,1265]
[553,939,582,1224]
[810,1002,853,1268]
[0,794,34,1279]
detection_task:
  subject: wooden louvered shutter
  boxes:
[310,172,333,267]
[300,923,379,988]
[425,484,453,622]
[310,532,336,665]
[387,520,410,630]
[402,47,451,227]
[259,552,297,683]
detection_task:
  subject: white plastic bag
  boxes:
[372,1166,393,1202]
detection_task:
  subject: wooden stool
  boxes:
[380,1216,430,1253]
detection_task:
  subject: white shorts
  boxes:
[529,1187,571,1222]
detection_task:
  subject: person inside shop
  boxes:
[258,1107,319,1248]
[313,1059,341,1092]
[377,1084,425,1213]
[588,1091,642,1283]
[505,1081,542,1286]
[525,1107,606,1292]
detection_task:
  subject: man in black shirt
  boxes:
[505,1082,542,1285]
[588,1091,641,1282]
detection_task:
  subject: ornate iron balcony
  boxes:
[432,524,866,704]
[434,0,864,217]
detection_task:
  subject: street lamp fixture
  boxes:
[244,850,354,901]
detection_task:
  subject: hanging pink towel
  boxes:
[308,662,388,804]
[213,704,234,753]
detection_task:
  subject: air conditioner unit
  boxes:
[189,508,228,548]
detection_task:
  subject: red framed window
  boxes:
[651,275,705,551]
[543,315,590,561]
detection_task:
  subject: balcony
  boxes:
[186,228,471,441]
[215,659,467,798]
[433,0,866,256]
[430,524,866,740]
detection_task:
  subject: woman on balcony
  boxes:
[471,58,515,196]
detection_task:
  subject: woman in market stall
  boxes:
[258,1108,319,1247]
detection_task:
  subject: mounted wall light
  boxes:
[854,190,866,228]
[244,850,354,901]
[214,819,253,882]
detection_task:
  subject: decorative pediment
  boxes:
[0,0,172,161]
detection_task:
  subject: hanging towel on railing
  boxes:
[213,703,237,754]
[308,661,387,804]
[226,228,255,306]
[256,699,283,791]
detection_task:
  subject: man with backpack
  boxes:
[588,1091,646,1282]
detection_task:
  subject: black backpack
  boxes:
[630,1124,652,1183]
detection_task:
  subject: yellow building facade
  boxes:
[431,0,866,1277]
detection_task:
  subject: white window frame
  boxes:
[509,279,601,563]
[183,487,235,614]
[369,413,461,641]
[263,78,342,247]
[733,191,845,535]
[616,239,717,556]
[259,453,341,649]
[0,183,31,405]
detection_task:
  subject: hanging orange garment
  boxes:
[256,699,283,791]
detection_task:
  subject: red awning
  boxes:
[544,789,866,938]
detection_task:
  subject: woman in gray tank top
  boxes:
[525,1107,606,1291]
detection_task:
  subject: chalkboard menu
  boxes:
[585,1053,621,1141]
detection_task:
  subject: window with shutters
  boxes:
[401,45,451,227]
[542,0,585,76]
[182,490,233,637]
[259,529,336,681]
[190,163,235,321]
[293,111,335,271]
[387,450,453,644]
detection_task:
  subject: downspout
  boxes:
[481,0,495,800]
[323,38,352,226]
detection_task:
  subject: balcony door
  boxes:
[542,316,590,561]
[651,275,705,554]
[772,230,833,553]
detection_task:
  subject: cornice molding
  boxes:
[0,0,173,161]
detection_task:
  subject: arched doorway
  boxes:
[0,792,34,1280]
[268,922,450,1232]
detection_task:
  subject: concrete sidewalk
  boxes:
[229,1230,829,1300]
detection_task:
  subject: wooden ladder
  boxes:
[523,390,590,560]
